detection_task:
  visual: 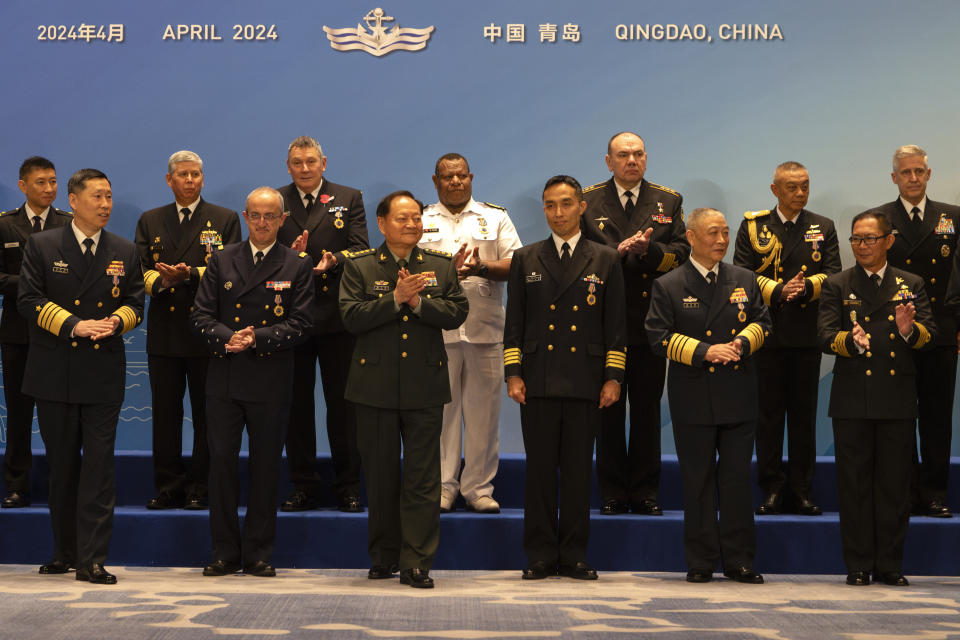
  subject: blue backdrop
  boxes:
[1,0,959,454]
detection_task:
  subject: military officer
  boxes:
[505,175,626,581]
[339,191,468,589]
[421,153,522,514]
[17,168,145,584]
[818,210,935,586]
[277,135,369,513]
[581,131,689,516]
[191,187,314,578]
[733,161,842,516]
[0,156,72,509]
[864,145,960,519]
[135,150,241,511]
[646,207,771,584]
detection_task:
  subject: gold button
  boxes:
[642,291,648,298]
[801,265,807,271]
[190,306,194,312]
[548,324,555,331]
[706,330,712,336]
[170,287,175,293]
[931,278,937,284]
[777,278,783,283]
[547,344,554,351]
[234,316,240,322]
[403,315,409,322]
[401,351,407,358]
[169,306,175,312]
[93,343,100,350]
[549,304,556,311]
[426,294,431,299]
[323,286,329,292]
[570,346,576,353]
[71,341,78,347]
[74,299,80,306]
[778,266,784,272]
[734,364,739,370]
[262,320,267,325]
[906,258,912,264]
[709,366,715,373]
[97,302,103,308]
[866,351,872,358]
[731,329,736,335]
[570,325,577,332]
[402,333,408,339]
[265,305,269,310]
[236,303,241,308]
[322,273,328,279]
[572,305,578,311]
[888,315,894,321]
[932,258,937,264]
[890,333,896,340]
[931,296,937,302]
[642,274,648,279]
[360,357,366,365]
[866,370,872,376]
[890,351,896,358]
[864,316,870,322]
[890,369,896,376]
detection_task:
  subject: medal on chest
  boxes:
[730,287,748,322]
[200,229,222,264]
[151,236,162,262]
[584,274,602,306]
[804,226,824,262]
[267,280,291,316]
[329,206,347,229]
[106,260,125,298]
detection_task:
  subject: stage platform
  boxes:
[1,452,959,575]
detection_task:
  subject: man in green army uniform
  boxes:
[339,190,469,589]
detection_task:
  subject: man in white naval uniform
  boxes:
[421,153,522,513]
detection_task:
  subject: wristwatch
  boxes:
[477,262,489,278]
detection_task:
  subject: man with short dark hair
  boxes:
[818,210,935,586]
[135,150,241,511]
[18,168,145,584]
[339,191,468,588]
[277,135,369,513]
[582,131,689,516]
[0,157,72,508]
[866,145,960,519]
[505,175,626,581]
[191,186,314,578]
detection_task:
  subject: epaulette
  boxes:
[344,248,375,259]
[582,182,605,194]
[482,201,506,211]
[422,247,453,259]
[0,209,17,217]
[53,207,72,216]
[299,251,309,259]
[648,182,679,196]
[744,209,772,220]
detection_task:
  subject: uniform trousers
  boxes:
[672,421,756,572]
[207,396,289,566]
[439,341,502,502]
[148,354,209,497]
[596,342,665,504]
[286,331,360,499]
[755,347,821,501]
[913,345,958,505]
[1,342,34,494]
[833,418,913,574]
[520,397,598,566]
[355,404,442,571]
[36,400,120,567]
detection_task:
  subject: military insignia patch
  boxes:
[942,244,951,257]
[525,272,542,283]
[52,260,69,274]
[421,271,438,287]
[652,214,672,224]
[682,295,699,309]
[373,280,391,292]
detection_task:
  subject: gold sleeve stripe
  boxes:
[656,253,677,273]
[196,266,207,279]
[831,331,851,357]
[503,347,522,366]
[737,322,765,353]
[114,305,140,335]
[807,273,828,301]
[38,302,72,335]
[143,270,161,296]
[913,322,932,349]
[605,350,627,369]
[666,333,700,366]
[757,275,778,306]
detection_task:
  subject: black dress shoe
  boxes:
[925,501,952,518]
[795,498,822,516]
[2,491,30,508]
[559,561,598,580]
[184,494,208,510]
[244,561,276,577]
[686,569,713,583]
[146,492,185,510]
[76,564,117,584]
[280,490,319,512]
[368,564,399,579]
[339,495,364,513]
[203,560,241,576]
[39,559,74,574]
[522,561,556,580]
[846,571,871,586]
[875,572,909,586]
[600,498,626,515]
[723,567,764,584]
[632,500,664,516]
[755,493,781,515]
[400,568,434,588]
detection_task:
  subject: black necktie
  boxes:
[623,192,635,217]
[254,250,264,266]
[911,206,923,228]
[784,220,794,234]
[83,238,95,268]
[706,271,716,286]
[397,258,408,271]
[560,242,571,269]
[870,273,881,288]
[180,207,191,226]
[304,194,315,212]
[32,216,42,233]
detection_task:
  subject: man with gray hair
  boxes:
[865,145,960,519]
[276,136,370,514]
[135,150,241,511]
[191,186,314,577]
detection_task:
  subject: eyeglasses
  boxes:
[244,212,283,222]
[849,234,888,246]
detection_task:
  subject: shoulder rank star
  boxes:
[267,280,291,316]
[106,260,126,298]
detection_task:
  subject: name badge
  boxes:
[4,242,19,248]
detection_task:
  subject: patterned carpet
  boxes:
[3,565,960,639]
